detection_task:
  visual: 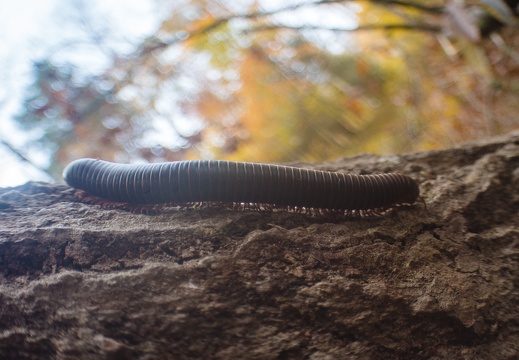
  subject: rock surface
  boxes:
[0,132,518,360]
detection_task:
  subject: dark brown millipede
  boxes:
[63,158,420,216]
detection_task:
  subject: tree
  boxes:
[11,0,519,176]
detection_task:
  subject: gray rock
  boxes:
[1,132,518,359]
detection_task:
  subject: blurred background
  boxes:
[1,0,518,187]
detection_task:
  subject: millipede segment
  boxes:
[63,158,420,216]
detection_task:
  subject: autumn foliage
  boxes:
[12,0,519,177]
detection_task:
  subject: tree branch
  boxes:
[370,0,444,14]
[134,1,344,56]
[244,22,441,34]
[0,139,55,181]
[134,0,443,58]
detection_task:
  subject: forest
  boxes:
[6,0,519,178]
[1,2,519,358]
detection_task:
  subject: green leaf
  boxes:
[459,39,494,81]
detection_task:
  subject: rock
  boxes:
[0,132,518,359]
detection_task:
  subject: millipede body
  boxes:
[63,158,420,216]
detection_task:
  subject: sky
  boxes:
[0,0,354,188]
[0,0,161,187]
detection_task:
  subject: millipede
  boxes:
[63,158,420,216]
